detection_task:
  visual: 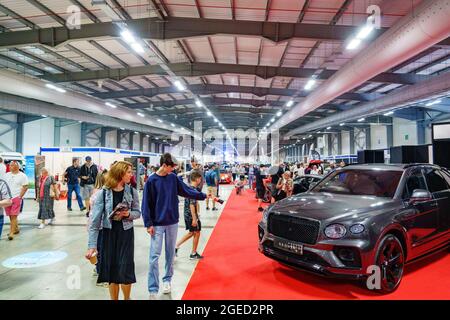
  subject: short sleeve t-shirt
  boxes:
[0,180,12,216]
[5,172,28,198]
[184,197,198,221]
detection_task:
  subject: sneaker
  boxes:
[67,208,73,212]
[206,207,210,210]
[80,207,87,211]
[258,207,264,212]
[189,252,204,260]
[149,293,158,300]
[212,207,218,211]
[38,223,45,229]
[48,219,55,225]
[162,282,171,294]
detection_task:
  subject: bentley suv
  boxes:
[258,164,450,292]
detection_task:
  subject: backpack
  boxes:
[205,171,215,186]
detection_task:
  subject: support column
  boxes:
[365,127,371,150]
[337,132,342,155]
[15,114,24,153]
[81,123,88,147]
[54,119,61,147]
[386,123,393,148]
[417,121,426,145]
[116,130,121,149]
[349,128,355,154]
[100,127,107,147]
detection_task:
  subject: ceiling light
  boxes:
[383,111,394,116]
[137,112,145,117]
[173,80,186,91]
[425,99,442,107]
[326,126,331,130]
[105,102,117,108]
[207,111,212,116]
[41,115,47,118]
[157,119,163,123]
[170,123,175,127]
[304,79,316,91]
[356,25,374,39]
[271,118,275,123]
[131,42,144,53]
[45,83,66,93]
[155,137,159,140]
[276,111,282,117]
[286,100,294,107]
[134,131,139,134]
[339,123,345,126]
[308,135,312,138]
[121,30,136,43]
[120,127,125,130]
[146,135,150,137]
[214,118,218,123]
[302,137,306,140]
[195,99,203,107]
[357,118,365,122]
[346,38,361,50]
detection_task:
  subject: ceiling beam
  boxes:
[0,3,37,29]
[42,61,429,85]
[0,16,388,48]
[92,83,381,102]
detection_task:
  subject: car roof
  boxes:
[343,163,443,171]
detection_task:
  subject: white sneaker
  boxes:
[149,293,158,300]
[162,282,171,294]
[38,223,45,229]
[47,219,54,225]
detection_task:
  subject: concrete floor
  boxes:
[0,184,234,300]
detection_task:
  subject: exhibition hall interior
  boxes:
[0,0,449,301]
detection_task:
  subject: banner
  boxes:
[24,156,36,199]
[34,155,45,200]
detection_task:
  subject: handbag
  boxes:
[50,186,60,200]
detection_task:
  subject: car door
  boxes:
[423,167,450,234]
[400,168,439,254]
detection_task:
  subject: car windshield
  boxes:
[311,169,402,198]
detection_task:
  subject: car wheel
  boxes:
[374,234,405,293]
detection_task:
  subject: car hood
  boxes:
[270,192,396,222]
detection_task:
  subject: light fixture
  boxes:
[121,30,136,43]
[346,38,361,50]
[326,126,331,130]
[383,111,394,116]
[131,42,144,53]
[308,135,312,138]
[155,137,159,140]
[45,83,66,93]
[356,25,374,40]
[339,123,345,126]
[214,118,218,123]
[137,112,145,117]
[120,127,125,130]
[271,118,275,123]
[105,102,117,108]
[357,118,365,122]
[302,137,306,140]
[207,111,212,116]
[286,100,294,107]
[134,131,139,134]
[304,79,316,91]
[425,99,442,107]
[41,115,47,118]
[157,119,163,123]
[170,123,175,127]
[78,120,83,123]
[195,99,203,107]
[173,80,186,91]
[146,135,150,137]
[276,111,282,117]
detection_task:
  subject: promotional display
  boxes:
[24,155,36,199]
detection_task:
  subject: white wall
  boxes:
[0,114,16,152]
[23,118,54,155]
[371,124,387,149]
[143,136,149,152]
[393,118,418,146]
[425,124,432,144]
[60,123,81,147]
[341,131,350,155]
[132,133,139,150]
[105,130,117,148]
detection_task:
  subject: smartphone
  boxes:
[108,203,128,219]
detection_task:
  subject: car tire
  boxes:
[373,234,405,293]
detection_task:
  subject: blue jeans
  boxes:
[0,215,4,239]
[148,224,178,293]
[67,184,84,209]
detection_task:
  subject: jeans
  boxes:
[67,184,84,209]
[249,175,255,188]
[0,215,3,239]
[148,223,178,293]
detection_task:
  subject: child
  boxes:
[235,175,246,195]
[175,171,204,260]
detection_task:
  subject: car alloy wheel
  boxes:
[375,234,405,293]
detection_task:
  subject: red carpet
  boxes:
[182,188,450,300]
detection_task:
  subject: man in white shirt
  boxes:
[4,161,28,240]
[0,157,6,181]
[293,163,305,178]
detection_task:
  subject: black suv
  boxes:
[258,164,450,292]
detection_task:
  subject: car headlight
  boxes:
[324,224,347,239]
[262,206,272,224]
[349,224,365,234]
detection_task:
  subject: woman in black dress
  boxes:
[86,161,141,300]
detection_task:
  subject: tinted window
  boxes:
[424,168,448,193]
[312,169,402,198]
[439,170,450,188]
[402,169,427,199]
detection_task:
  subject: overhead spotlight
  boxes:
[195,99,203,107]
[286,100,294,107]
[383,111,394,116]
[121,29,136,43]
[157,119,163,123]
[45,83,66,93]
[134,131,139,134]
[41,115,48,118]
[270,118,275,123]
[356,24,374,40]
[207,111,212,116]
[173,80,186,91]
[105,102,117,108]
[304,79,316,91]
[120,127,125,130]
[146,134,150,138]
[137,112,145,117]
[214,118,218,123]
[326,126,331,130]
[339,123,345,126]
[357,118,365,122]
[170,123,175,127]
[346,38,361,50]
[308,135,312,138]
[131,42,145,53]
[276,111,282,117]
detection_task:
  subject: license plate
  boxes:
[274,239,304,255]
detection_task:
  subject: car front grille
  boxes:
[268,214,320,245]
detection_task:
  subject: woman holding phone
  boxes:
[86,161,141,300]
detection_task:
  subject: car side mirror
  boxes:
[409,189,432,205]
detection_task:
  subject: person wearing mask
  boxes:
[80,156,98,217]
[4,161,28,240]
[205,164,219,211]
[86,161,141,300]
[175,171,205,260]
[37,168,59,229]
[142,153,207,298]
[0,178,12,240]
[0,157,6,181]
[64,158,86,212]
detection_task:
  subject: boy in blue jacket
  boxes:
[142,153,206,298]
